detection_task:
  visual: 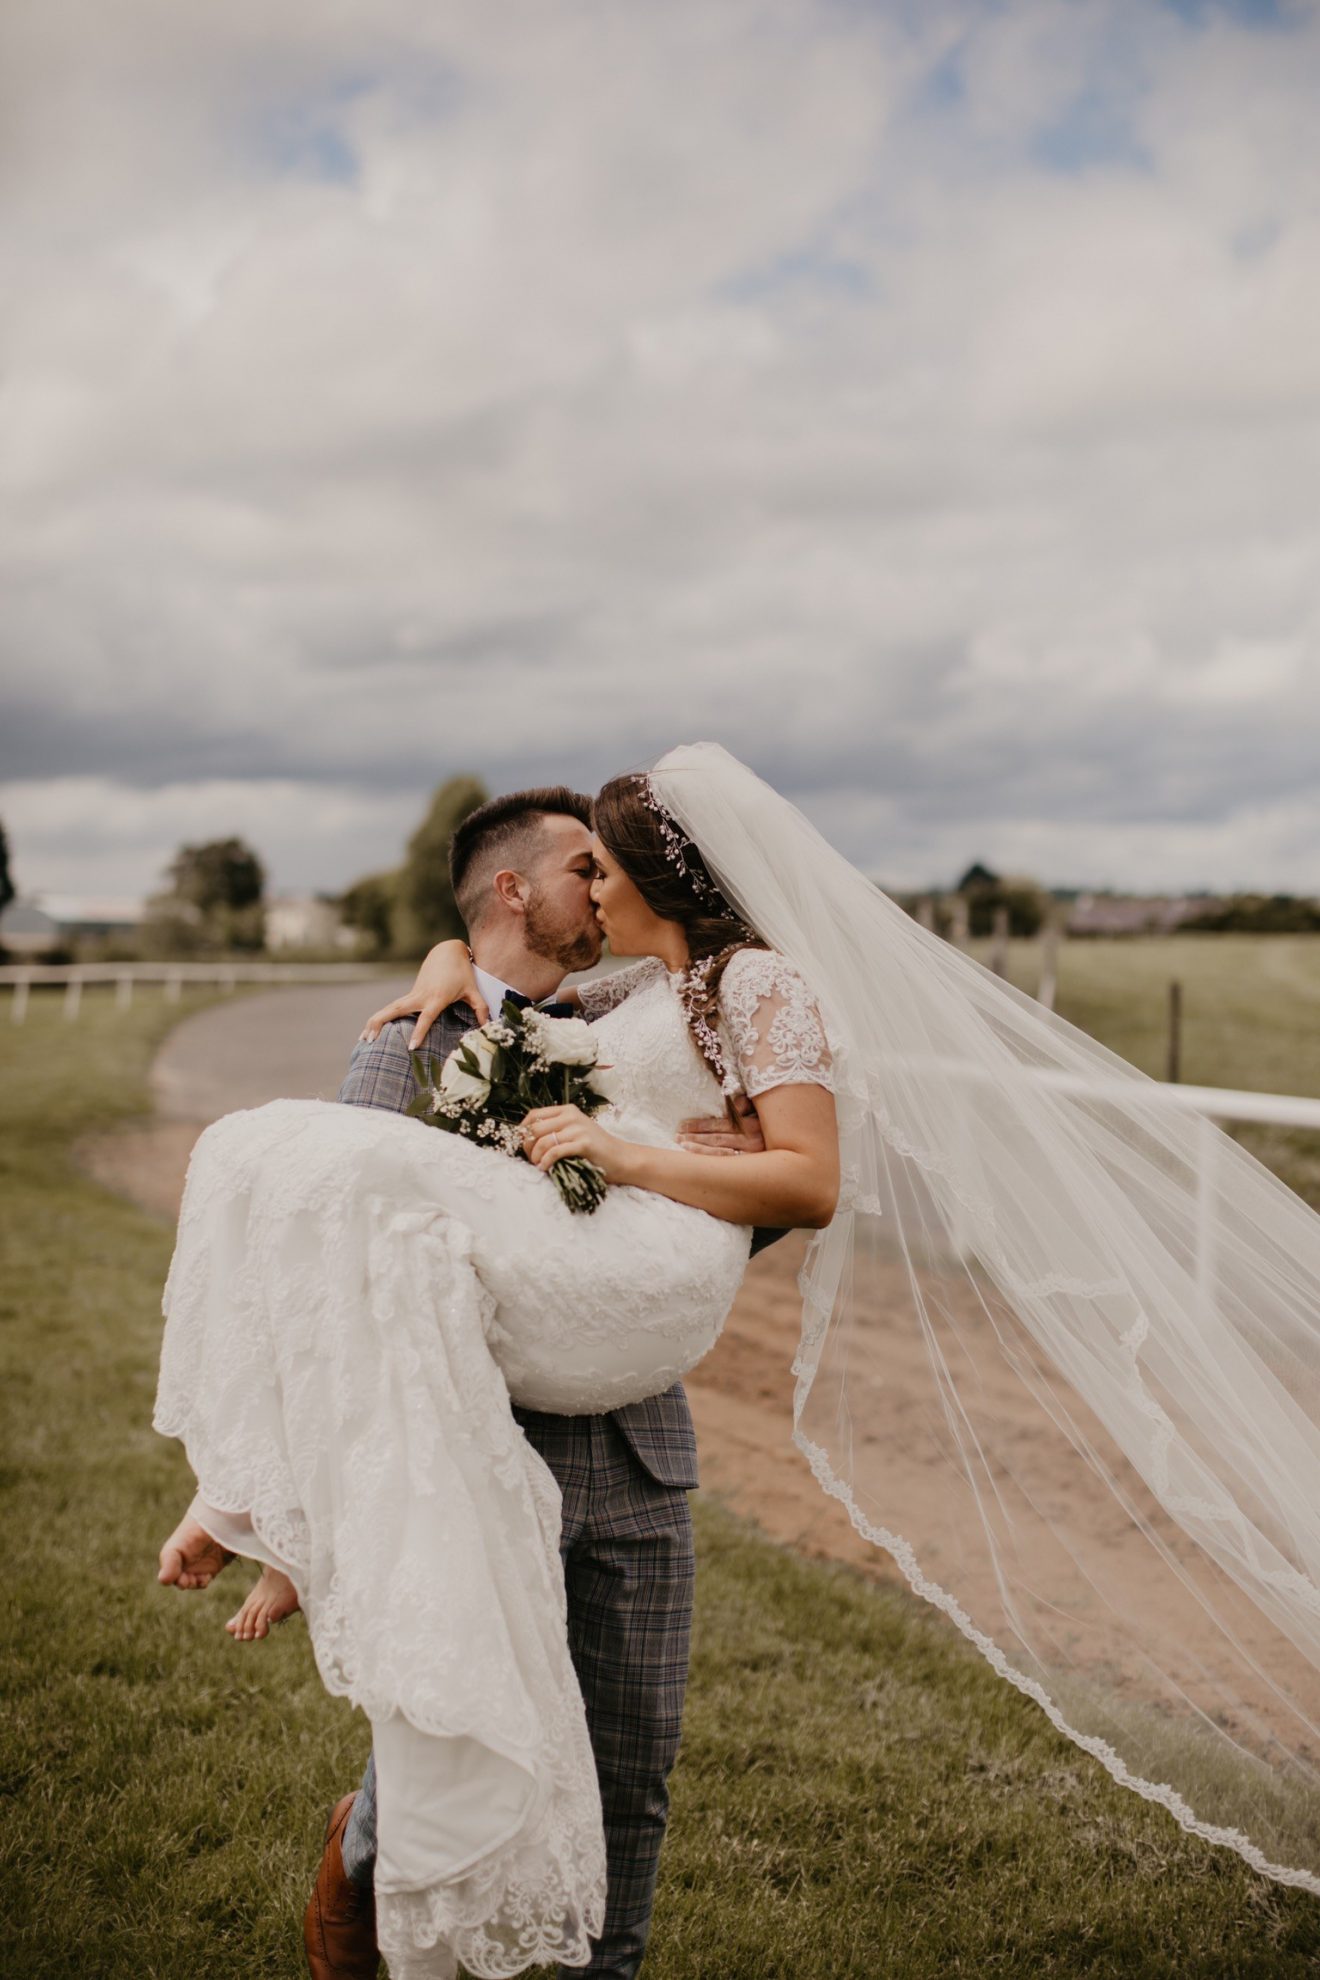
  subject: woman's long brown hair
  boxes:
[592,775,767,1098]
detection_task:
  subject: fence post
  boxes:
[166,971,182,1003]
[64,974,83,1022]
[116,973,133,1011]
[990,905,1010,977]
[1038,914,1060,1011]
[11,975,31,1024]
[1167,981,1182,1084]
[948,894,970,949]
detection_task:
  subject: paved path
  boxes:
[78,980,407,1222]
[151,979,409,1120]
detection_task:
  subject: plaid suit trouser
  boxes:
[342,1408,695,1979]
[335,1011,712,1974]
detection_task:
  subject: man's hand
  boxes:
[676,1092,766,1157]
[158,1512,235,1591]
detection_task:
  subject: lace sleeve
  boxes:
[718,950,833,1098]
[575,957,665,1020]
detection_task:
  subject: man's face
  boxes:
[522,815,603,972]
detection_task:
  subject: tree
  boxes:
[1180,892,1320,935]
[339,870,400,959]
[952,860,1046,938]
[168,836,264,915]
[955,861,1000,892]
[393,775,488,957]
[339,775,489,958]
[147,835,267,951]
[0,819,14,918]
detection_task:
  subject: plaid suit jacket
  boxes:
[338,998,784,1490]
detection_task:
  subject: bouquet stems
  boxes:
[549,1157,609,1215]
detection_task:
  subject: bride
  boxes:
[158,741,1320,1976]
[154,746,839,1979]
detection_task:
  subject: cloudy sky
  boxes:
[3,0,1318,903]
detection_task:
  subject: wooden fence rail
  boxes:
[885,1050,1320,1323]
[2,961,391,1025]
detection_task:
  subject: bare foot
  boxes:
[158,1513,235,1591]
[225,1565,301,1642]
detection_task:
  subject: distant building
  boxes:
[0,894,144,953]
[1065,893,1207,936]
[264,895,355,952]
[0,900,61,955]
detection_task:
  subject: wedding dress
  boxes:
[153,947,833,1979]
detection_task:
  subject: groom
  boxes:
[305,784,777,1980]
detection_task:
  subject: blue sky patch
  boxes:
[1031,86,1153,175]
[912,45,967,115]
[244,62,466,187]
[720,243,877,307]
[247,76,369,186]
[1160,0,1294,26]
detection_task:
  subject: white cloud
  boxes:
[0,776,422,899]
[2,0,1319,899]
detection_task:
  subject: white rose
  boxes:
[526,1012,598,1067]
[438,1028,498,1104]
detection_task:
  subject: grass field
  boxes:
[5,948,1320,1978]
[974,930,1320,1208]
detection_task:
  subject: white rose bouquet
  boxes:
[408,998,618,1213]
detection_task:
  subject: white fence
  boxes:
[894,1052,1320,1324]
[1,961,391,1025]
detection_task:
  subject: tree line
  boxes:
[138,775,489,958]
[4,796,1320,965]
[0,777,489,963]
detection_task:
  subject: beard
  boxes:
[524,887,602,974]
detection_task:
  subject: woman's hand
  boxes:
[359,940,486,1046]
[521,1105,636,1185]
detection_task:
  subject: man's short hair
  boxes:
[449,786,593,929]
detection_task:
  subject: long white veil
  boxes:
[650,740,1320,1890]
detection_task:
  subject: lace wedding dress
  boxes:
[153,950,832,1980]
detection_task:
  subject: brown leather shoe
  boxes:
[304,1792,379,1979]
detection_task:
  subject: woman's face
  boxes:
[589,834,685,964]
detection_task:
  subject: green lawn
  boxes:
[5,960,1320,1977]
[974,931,1320,1209]
[979,931,1320,1095]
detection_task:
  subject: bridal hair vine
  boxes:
[636,774,724,906]
[636,772,757,1092]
